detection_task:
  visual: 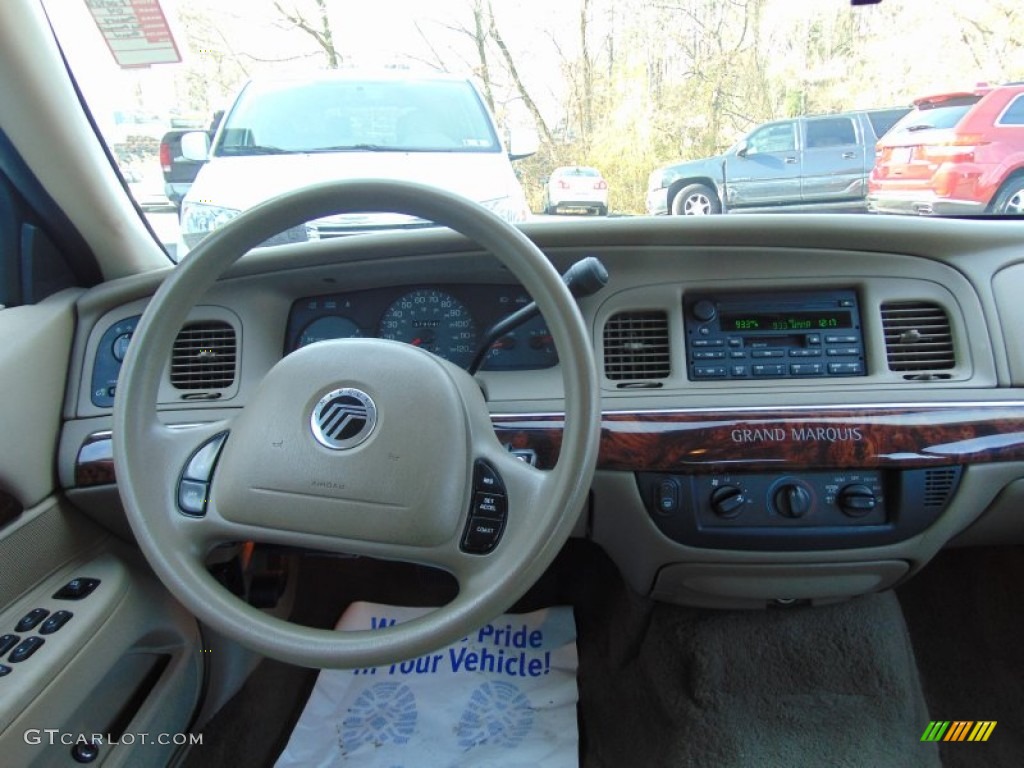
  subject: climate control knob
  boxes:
[773,482,812,518]
[837,484,877,518]
[710,485,746,518]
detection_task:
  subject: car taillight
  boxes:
[594,180,608,190]
[159,142,171,173]
[920,134,986,164]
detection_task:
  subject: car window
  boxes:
[997,94,1024,125]
[805,118,857,149]
[747,123,796,154]
[866,109,910,138]
[218,79,500,154]
[889,99,979,134]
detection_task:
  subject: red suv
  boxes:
[868,83,1024,215]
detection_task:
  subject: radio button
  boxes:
[827,347,861,356]
[825,335,859,344]
[693,350,725,360]
[731,365,748,377]
[790,349,822,357]
[806,334,821,345]
[828,362,864,375]
[728,338,742,347]
[752,364,786,377]
[751,350,784,358]
[692,339,724,347]
[790,363,824,376]
[694,366,728,379]
[729,351,746,359]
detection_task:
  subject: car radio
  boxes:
[683,290,865,380]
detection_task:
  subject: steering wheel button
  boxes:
[461,517,503,554]
[8,636,44,663]
[184,433,228,481]
[472,491,507,521]
[14,609,49,633]
[472,460,506,493]
[39,611,73,635]
[178,480,209,516]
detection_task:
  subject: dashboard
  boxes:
[59,215,1024,610]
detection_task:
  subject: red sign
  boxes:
[86,0,182,68]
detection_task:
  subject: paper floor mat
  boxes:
[275,602,579,767]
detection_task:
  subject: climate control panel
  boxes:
[638,467,961,551]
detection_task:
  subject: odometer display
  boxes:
[379,288,478,366]
[720,310,852,332]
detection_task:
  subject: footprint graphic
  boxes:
[339,682,418,752]
[456,681,534,750]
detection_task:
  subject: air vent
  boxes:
[171,321,237,390]
[922,467,962,509]
[881,302,954,374]
[604,311,670,381]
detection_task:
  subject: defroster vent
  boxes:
[604,311,670,381]
[171,321,237,390]
[881,302,954,375]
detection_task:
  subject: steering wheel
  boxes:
[113,180,600,668]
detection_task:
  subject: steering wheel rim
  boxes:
[112,179,600,668]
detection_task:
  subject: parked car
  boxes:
[868,83,1024,215]
[178,72,533,255]
[542,166,609,215]
[647,107,909,215]
[159,113,222,212]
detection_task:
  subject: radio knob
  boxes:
[709,485,745,518]
[692,300,717,323]
[837,484,876,518]
[773,482,812,518]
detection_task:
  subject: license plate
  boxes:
[889,147,913,164]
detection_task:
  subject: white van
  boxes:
[178,71,533,255]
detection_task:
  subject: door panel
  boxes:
[725,121,802,206]
[801,116,866,201]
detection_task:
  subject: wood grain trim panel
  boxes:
[493,405,1024,472]
[75,404,1024,487]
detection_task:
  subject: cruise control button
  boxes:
[14,609,49,633]
[53,578,100,600]
[472,492,506,521]
[39,611,73,635]
[472,460,506,494]
[461,517,503,554]
[8,636,44,663]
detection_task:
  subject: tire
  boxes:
[992,177,1024,215]
[670,183,721,215]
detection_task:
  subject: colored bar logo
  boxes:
[921,721,997,742]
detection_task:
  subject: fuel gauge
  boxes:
[297,316,363,348]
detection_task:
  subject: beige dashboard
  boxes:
[58,215,1024,609]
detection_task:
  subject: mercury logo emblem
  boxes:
[310,388,377,450]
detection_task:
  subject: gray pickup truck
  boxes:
[646,107,908,215]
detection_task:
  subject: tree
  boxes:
[273,0,341,68]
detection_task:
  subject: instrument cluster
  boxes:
[285,284,559,371]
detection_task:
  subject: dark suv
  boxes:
[868,83,1024,216]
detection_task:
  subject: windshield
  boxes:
[42,0,1024,259]
[217,78,500,155]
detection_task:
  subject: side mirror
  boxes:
[180,131,211,162]
[507,127,539,161]
[736,141,749,158]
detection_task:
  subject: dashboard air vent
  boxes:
[922,467,962,509]
[604,311,670,381]
[880,302,954,374]
[171,321,237,390]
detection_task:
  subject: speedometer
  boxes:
[379,288,478,367]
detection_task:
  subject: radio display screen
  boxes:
[720,310,852,332]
